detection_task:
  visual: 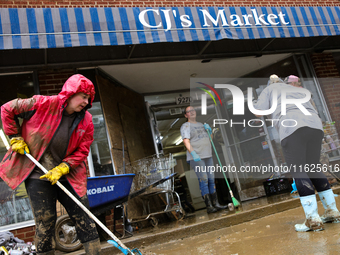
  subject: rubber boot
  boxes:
[82,238,101,255]
[295,194,324,232]
[318,189,340,223]
[203,194,217,214]
[211,193,228,210]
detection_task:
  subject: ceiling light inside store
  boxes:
[190,73,197,77]
[170,118,180,128]
[282,61,291,66]
[175,137,183,145]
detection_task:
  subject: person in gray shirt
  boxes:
[254,74,339,232]
[180,106,227,213]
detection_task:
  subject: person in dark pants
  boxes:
[0,74,101,254]
[254,74,340,232]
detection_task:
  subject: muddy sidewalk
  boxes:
[58,186,340,255]
[139,197,340,255]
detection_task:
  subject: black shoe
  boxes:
[203,194,217,213]
[211,193,228,210]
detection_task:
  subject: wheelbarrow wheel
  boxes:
[149,217,158,227]
[55,214,82,252]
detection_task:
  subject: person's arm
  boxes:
[63,116,94,169]
[1,96,39,154]
[183,138,193,153]
[183,138,201,162]
[252,87,271,118]
[1,97,38,138]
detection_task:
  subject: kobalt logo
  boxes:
[87,185,114,195]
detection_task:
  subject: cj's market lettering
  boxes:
[139,8,290,31]
[87,185,114,195]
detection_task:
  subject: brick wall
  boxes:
[1,0,339,8]
[310,53,340,131]
[10,226,35,243]
[38,69,74,95]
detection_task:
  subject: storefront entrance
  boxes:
[113,53,334,202]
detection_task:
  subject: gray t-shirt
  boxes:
[253,82,323,141]
[180,122,212,161]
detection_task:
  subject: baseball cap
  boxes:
[287,75,299,83]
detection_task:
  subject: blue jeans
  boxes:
[190,157,216,197]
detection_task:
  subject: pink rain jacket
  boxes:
[0,74,95,197]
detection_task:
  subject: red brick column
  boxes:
[10,226,35,243]
[310,53,340,131]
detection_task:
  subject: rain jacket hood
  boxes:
[59,74,96,110]
[0,74,95,197]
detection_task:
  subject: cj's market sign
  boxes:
[1,6,338,50]
[138,8,290,31]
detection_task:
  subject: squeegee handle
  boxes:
[25,153,131,252]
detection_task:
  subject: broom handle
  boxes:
[25,153,131,252]
[205,128,235,198]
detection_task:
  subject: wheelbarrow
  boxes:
[55,172,181,252]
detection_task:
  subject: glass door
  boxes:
[87,101,116,176]
[216,86,280,201]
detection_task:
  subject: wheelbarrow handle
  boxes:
[25,153,134,254]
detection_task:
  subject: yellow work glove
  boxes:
[10,137,30,155]
[40,162,70,185]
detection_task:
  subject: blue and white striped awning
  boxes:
[0,6,339,50]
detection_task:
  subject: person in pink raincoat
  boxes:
[0,74,101,255]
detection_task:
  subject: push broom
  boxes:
[204,126,241,208]
[25,152,142,255]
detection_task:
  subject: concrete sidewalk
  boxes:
[59,186,340,255]
[140,195,340,255]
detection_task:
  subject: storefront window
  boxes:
[87,101,115,176]
[0,72,36,229]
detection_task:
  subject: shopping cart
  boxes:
[128,154,185,227]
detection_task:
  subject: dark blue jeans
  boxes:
[190,157,216,196]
